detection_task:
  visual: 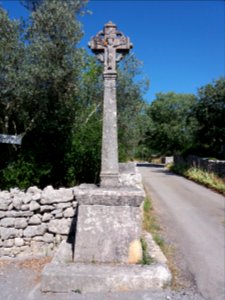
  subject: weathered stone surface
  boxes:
[22,194,32,204]
[30,241,45,254]
[12,197,23,210]
[41,186,73,205]
[54,202,71,209]
[43,233,54,243]
[15,218,27,229]
[0,227,18,240]
[26,186,42,194]
[74,186,145,207]
[0,191,11,200]
[3,239,14,248]
[48,219,71,235]
[40,205,54,212]
[75,204,142,263]
[21,204,29,211]
[28,214,41,225]
[0,212,5,219]
[63,207,74,218]
[29,200,40,211]
[0,199,10,210]
[23,224,47,237]
[52,209,63,215]
[0,217,15,227]
[42,213,52,222]
[5,211,33,218]
[41,263,172,293]
[31,193,41,201]
[14,237,24,247]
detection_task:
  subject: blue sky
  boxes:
[1,0,225,102]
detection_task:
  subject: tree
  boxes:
[0,0,87,189]
[144,92,197,156]
[117,54,149,160]
[193,78,225,158]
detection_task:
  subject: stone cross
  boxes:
[88,21,133,187]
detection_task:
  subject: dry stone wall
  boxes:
[0,185,77,258]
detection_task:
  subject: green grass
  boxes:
[170,164,225,196]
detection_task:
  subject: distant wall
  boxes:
[0,186,77,258]
[174,155,225,178]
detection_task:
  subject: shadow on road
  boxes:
[136,163,179,177]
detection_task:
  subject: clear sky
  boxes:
[1,0,225,102]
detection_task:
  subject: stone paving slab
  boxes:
[41,262,172,293]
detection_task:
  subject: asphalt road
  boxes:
[138,164,225,300]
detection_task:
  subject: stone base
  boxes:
[41,262,171,293]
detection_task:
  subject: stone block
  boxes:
[14,237,24,247]
[74,186,144,207]
[0,217,15,227]
[63,207,74,218]
[41,263,172,293]
[29,200,40,211]
[40,205,54,213]
[74,205,142,263]
[43,233,54,243]
[23,224,47,237]
[48,219,71,235]
[41,186,73,205]
[0,199,10,210]
[5,211,33,218]
[42,213,52,222]
[0,227,18,240]
[3,239,14,248]
[15,218,27,229]
[13,197,23,210]
[28,214,41,225]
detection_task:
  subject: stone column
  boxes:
[100,72,119,187]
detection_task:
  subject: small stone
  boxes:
[0,227,18,240]
[42,213,52,222]
[0,191,11,200]
[14,237,24,247]
[0,199,10,210]
[6,211,33,217]
[48,219,71,235]
[22,194,32,204]
[21,204,29,211]
[10,187,20,194]
[55,213,63,219]
[33,236,43,241]
[0,217,15,227]
[8,203,13,210]
[40,205,54,213]
[72,201,78,208]
[29,201,40,211]
[63,207,74,218]
[28,214,41,225]
[52,209,63,215]
[54,202,71,209]
[31,193,41,201]
[13,197,23,210]
[3,239,14,247]
[43,233,54,243]
[23,224,47,237]
[27,186,41,194]
[15,218,28,229]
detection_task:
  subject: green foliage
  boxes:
[139,238,154,265]
[193,78,225,159]
[144,92,198,156]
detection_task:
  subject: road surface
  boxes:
[138,164,225,300]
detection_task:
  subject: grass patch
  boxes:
[139,238,154,265]
[143,197,165,249]
[170,164,225,195]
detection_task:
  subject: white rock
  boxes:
[42,213,52,222]
[28,214,41,225]
[43,233,54,243]
[15,218,27,229]
[3,239,14,248]
[14,237,24,247]
[27,186,42,194]
[23,224,47,237]
[31,193,41,201]
[13,197,23,210]
[0,199,10,210]
[0,227,18,240]
[48,219,71,235]
[0,217,15,227]
[29,201,40,211]
[63,207,74,218]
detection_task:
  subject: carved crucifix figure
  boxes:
[89,21,133,187]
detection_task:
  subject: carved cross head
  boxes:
[88,21,133,73]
